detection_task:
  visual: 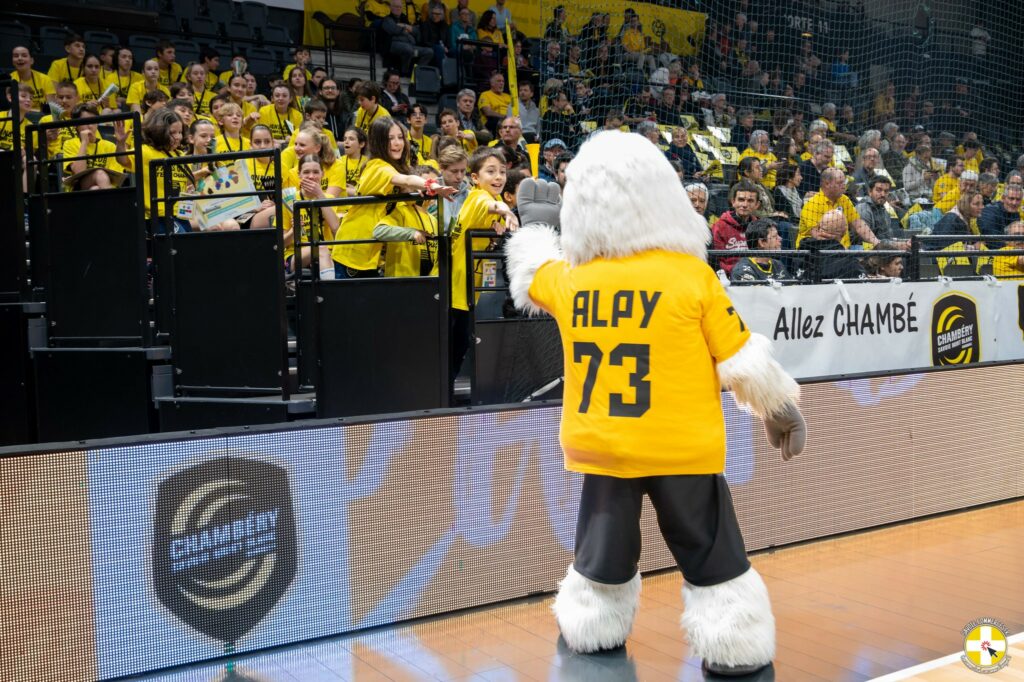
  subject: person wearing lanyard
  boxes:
[214,102,250,155]
[258,84,303,146]
[47,33,86,85]
[185,64,215,117]
[245,125,281,230]
[74,54,114,112]
[11,45,56,111]
[340,127,368,199]
[107,47,141,111]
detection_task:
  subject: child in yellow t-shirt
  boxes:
[282,124,345,195]
[0,84,33,152]
[127,60,171,113]
[339,127,368,198]
[281,154,340,280]
[246,125,282,230]
[73,54,115,112]
[106,47,142,110]
[374,165,440,277]
[62,103,126,190]
[448,147,519,382]
[183,63,216,117]
[258,84,304,146]
[214,102,251,154]
[36,81,80,158]
[332,117,455,278]
[11,46,55,111]
[353,82,391,136]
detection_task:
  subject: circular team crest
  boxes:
[961,617,1011,673]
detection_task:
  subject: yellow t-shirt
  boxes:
[354,104,391,135]
[477,28,504,44]
[378,202,437,277]
[74,77,111,108]
[36,113,75,158]
[797,192,858,247]
[409,132,432,164]
[247,157,277,192]
[528,250,751,477]
[12,70,55,110]
[963,155,980,174]
[283,159,345,194]
[332,158,398,270]
[105,71,143,103]
[258,105,304,142]
[47,58,83,84]
[451,186,503,312]
[932,174,959,212]
[61,136,121,171]
[128,145,191,218]
[191,89,216,117]
[340,154,368,189]
[0,114,28,151]
[477,90,512,123]
[158,62,183,88]
[280,189,334,262]
[739,149,778,189]
[816,116,836,134]
[178,63,220,90]
[213,133,251,155]
[992,246,1024,279]
[126,81,170,107]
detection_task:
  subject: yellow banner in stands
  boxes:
[304,0,706,61]
[506,21,518,116]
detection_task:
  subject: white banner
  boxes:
[727,279,1024,379]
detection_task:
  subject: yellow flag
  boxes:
[506,22,518,117]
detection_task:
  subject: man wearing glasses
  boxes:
[315,79,352,140]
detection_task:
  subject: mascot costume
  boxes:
[505,131,807,678]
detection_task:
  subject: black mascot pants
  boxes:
[573,473,751,588]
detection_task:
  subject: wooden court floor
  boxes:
[130,499,1024,682]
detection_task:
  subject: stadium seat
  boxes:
[176,40,201,67]
[84,31,120,50]
[210,42,233,61]
[441,57,458,91]
[411,65,441,104]
[0,21,31,61]
[240,1,269,27]
[40,26,69,60]
[261,25,292,47]
[189,17,219,40]
[159,13,182,34]
[128,35,160,59]
[204,0,239,28]
[438,93,457,113]
[245,47,277,78]
[226,22,253,43]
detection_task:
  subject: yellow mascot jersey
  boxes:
[529,250,751,477]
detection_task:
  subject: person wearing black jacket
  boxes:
[317,79,352,141]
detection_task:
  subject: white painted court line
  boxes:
[869,631,1024,681]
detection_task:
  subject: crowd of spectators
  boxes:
[3,2,1024,283]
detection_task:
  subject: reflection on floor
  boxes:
[125,500,1024,682]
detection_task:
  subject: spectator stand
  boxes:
[466,229,564,406]
[0,79,42,447]
[312,10,378,83]
[290,192,451,418]
[147,147,317,431]
[22,110,171,442]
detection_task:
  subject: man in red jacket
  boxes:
[712,181,760,275]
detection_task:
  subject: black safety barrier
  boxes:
[709,238,1024,283]
[292,191,451,417]
[465,229,564,405]
[0,79,27,299]
[313,11,378,82]
[149,148,288,396]
[25,110,148,345]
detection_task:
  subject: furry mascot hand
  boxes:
[516,178,562,228]
[763,401,806,461]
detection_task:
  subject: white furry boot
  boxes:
[553,564,642,653]
[681,568,775,674]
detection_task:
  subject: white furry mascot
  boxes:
[505,131,806,678]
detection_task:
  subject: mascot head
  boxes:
[559,131,709,266]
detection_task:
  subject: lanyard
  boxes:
[345,154,363,183]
